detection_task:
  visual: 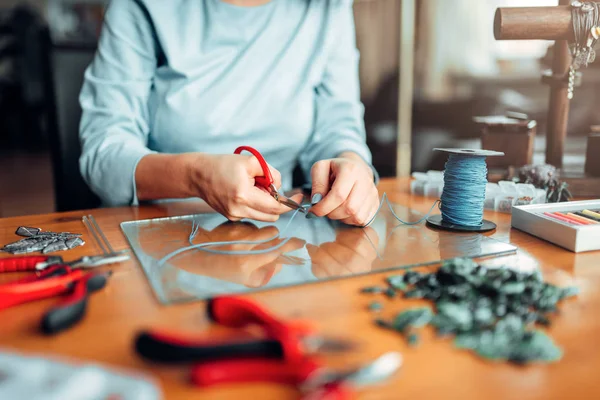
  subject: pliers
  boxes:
[134,296,400,399]
[0,251,129,272]
[135,296,354,363]
[0,263,112,334]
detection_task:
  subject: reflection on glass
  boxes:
[121,202,517,304]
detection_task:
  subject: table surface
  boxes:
[1,178,599,400]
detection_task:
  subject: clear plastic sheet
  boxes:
[121,202,517,304]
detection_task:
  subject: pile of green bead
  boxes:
[363,258,579,365]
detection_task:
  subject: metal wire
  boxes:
[82,215,109,255]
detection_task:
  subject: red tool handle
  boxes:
[208,296,286,331]
[0,270,85,310]
[190,358,320,387]
[302,382,355,400]
[1,265,71,286]
[207,296,306,362]
[234,146,273,189]
[0,256,51,273]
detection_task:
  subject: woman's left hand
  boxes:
[308,152,379,226]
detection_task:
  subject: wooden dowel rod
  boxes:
[546,39,571,168]
[494,6,573,40]
[545,0,574,169]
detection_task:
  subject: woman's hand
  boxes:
[136,152,302,222]
[195,154,304,222]
[308,152,379,226]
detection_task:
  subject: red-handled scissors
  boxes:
[234,146,307,213]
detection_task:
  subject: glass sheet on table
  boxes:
[120,202,517,304]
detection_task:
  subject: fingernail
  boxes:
[311,193,323,204]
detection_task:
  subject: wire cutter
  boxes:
[135,296,400,398]
[0,263,112,334]
[190,351,402,399]
[234,146,307,213]
[0,251,129,272]
[135,296,354,363]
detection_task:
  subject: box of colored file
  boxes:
[511,200,600,253]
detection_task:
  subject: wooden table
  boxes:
[1,178,599,400]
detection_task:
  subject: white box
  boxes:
[511,200,600,253]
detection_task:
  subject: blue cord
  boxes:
[440,154,487,227]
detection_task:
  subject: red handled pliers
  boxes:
[135,296,357,398]
[0,257,112,334]
[0,251,129,272]
[234,146,307,213]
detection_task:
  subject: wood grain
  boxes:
[494,6,573,41]
[0,178,599,400]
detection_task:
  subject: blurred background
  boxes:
[0,0,595,217]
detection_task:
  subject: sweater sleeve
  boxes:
[299,0,379,183]
[78,0,158,206]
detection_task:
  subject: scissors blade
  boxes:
[278,197,307,213]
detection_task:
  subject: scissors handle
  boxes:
[233,146,275,190]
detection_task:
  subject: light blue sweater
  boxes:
[79,0,375,206]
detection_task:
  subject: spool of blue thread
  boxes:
[426,148,504,233]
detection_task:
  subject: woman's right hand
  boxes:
[192,154,303,222]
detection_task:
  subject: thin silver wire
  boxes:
[83,215,108,255]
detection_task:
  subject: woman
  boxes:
[79,0,380,226]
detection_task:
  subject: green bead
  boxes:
[403,289,424,299]
[386,276,407,291]
[361,286,384,294]
[384,287,397,299]
[560,286,580,299]
[392,308,433,332]
[368,301,383,312]
[501,282,526,295]
[407,332,420,347]
[374,318,394,330]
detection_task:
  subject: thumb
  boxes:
[310,160,332,204]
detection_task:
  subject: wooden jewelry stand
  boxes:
[494,1,600,197]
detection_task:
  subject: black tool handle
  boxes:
[40,273,109,335]
[134,331,285,363]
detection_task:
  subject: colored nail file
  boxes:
[575,211,600,222]
[543,212,584,226]
[582,209,600,219]
[565,213,597,225]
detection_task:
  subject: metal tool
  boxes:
[0,214,129,272]
[134,296,402,398]
[190,351,402,398]
[136,295,386,398]
[135,296,355,363]
[0,253,129,272]
[0,264,112,334]
[234,146,307,214]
